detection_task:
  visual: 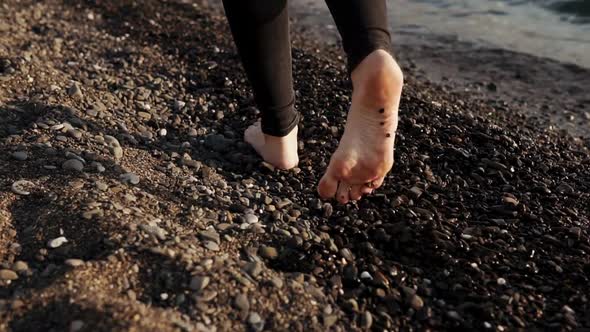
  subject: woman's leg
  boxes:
[222,0,299,169]
[318,0,404,203]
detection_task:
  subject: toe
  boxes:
[318,173,339,200]
[336,182,351,204]
[350,184,363,201]
[372,177,385,189]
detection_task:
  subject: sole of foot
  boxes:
[317,49,404,204]
[244,120,299,170]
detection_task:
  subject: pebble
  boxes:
[497,277,507,285]
[120,172,140,185]
[0,269,18,280]
[62,159,84,172]
[11,180,34,195]
[189,276,210,291]
[409,186,424,199]
[47,236,68,248]
[12,261,29,272]
[409,294,425,310]
[244,214,259,224]
[259,246,278,260]
[204,241,219,251]
[447,310,462,321]
[11,151,28,161]
[69,320,84,332]
[199,230,220,244]
[322,203,333,218]
[65,259,85,267]
[244,261,263,278]
[361,311,373,330]
[67,82,83,99]
[234,293,250,312]
[248,312,264,332]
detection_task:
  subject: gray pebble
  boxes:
[204,241,220,251]
[69,320,84,332]
[244,261,262,278]
[244,214,258,224]
[120,172,140,185]
[189,276,210,291]
[248,312,264,332]
[62,159,84,172]
[234,293,250,312]
[12,261,29,272]
[409,294,424,310]
[11,151,28,161]
[65,259,85,267]
[199,230,220,244]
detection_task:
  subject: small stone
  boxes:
[234,293,250,312]
[120,172,140,185]
[11,151,28,161]
[244,261,263,278]
[248,312,264,332]
[62,159,84,172]
[67,82,83,99]
[323,314,338,327]
[204,241,219,251]
[47,236,68,248]
[0,269,18,280]
[199,230,220,244]
[65,259,85,267]
[11,180,34,195]
[12,261,29,272]
[497,277,507,285]
[70,320,84,332]
[95,181,108,191]
[322,203,333,218]
[409,294,424,310]
[502,196,519,206]
[361,311,373,330]
[270,276,284,288]
[189,276,210,291]
[173,100,185,110]
[447,310,462,321]
[244,214,259,224]
[409,186,423,199]
[259,246,278,260]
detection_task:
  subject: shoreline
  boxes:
[290,2,590,141]
[1,1,589,331]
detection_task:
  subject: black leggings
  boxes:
[222,0,392,137]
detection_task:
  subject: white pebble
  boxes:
[497,277,507,285]
[48,236,68,248]
[360,271,372,280]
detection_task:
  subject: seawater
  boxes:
[297,0,590,68]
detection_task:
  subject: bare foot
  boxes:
[318,49,403,203]
[244,120,299,170]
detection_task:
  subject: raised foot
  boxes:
[244,121,299,170]
[318,49,404,204]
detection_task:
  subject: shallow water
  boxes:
[299,0,590,68]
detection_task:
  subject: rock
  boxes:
[248,312,264,332]
[447,310,462,321]
[12,261,29,272]
[67,82,83,99]
[199,230,220,244]
[244,214,259,224]
[69,320,84,332]
[361,311,373,330]
[234,293,249,312]
[11,180,34,195]
[65,259,85,267]
[120,172,140,185]
[323,314,338,328]
[497,277,507,285]
[189,276,210,291]
[409,294,424,310]
[203,241,219,251]
[408,186,423,199]
[259,246,278,260]
[204,134,233,152]
[11,151,28,161]
[0,269,18,280]
[244,261,262,278]
[322,203,333,218]
[48,236,68,248]
[62,159,84,172]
